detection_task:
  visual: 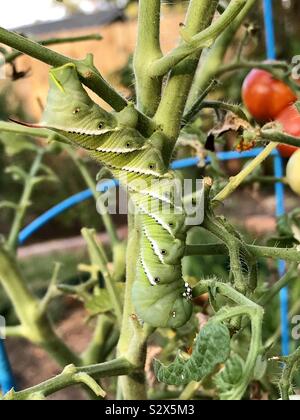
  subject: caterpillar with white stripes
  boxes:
[30,63,194,328]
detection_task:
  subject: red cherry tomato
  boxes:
[276,104,300,157]
[242,69,297,123]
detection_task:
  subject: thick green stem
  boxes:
[188,0,257,107]
[7,149,45,252]
[4,358,132,400]
[117,214,148,400]
[150,0,247,77]
[154,0,219,159]
[133,0,163,116]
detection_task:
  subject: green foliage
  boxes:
[154,322,231,386]
[85,284,125,317]
[214,353,245,398]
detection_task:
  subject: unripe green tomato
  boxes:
[286,149,300,195]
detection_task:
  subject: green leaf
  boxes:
[0,132,37,156]
[0,200,18,210]
[154,322,231,386]
[214,353,244,397]
[85,284,125,316]
[253,355,267,381]
[85,288,113,315]
[5,165,28,182]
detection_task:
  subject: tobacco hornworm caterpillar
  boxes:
[32,63,194,328]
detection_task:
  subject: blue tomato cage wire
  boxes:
[0,0,290,394]
[263,0,290,356]
[0,339,15,394]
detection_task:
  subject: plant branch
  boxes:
[261,127,300,148]
[215,60,290,78]
[117,213,149,400]
[66,146,119,246]
[279,347,300,400]
[181,79,218,126]
[133,0,163,116]
[188,0,257,107]
[7,149,45,252]
[81,228,123,326]
[213,142,278,203]
[150,0,247,77]
[185,243,300,263]
[154,0,219,159]
[0,247,80,366]
[39,262,62,313]
[183,99,249,126]
[259,264,298,307]
[4,33,103,64]
[82,315,118,365]
[3,358,132,400]
[0,27,154,136]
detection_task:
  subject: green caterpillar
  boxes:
[32,63,194,328]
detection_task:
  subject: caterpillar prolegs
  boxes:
[33,63,194,328]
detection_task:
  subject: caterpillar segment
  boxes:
[31,63,194,328]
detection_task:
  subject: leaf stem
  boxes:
[133,0,163,116]
[7,148,45,252]
[5,33,103,63]
[81,228,123,326]
[213,142,278,203]
[150,0,247,77]
[3,358,132,400]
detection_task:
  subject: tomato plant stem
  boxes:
[213,142,278,203]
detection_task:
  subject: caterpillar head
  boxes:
[42,63,117,137]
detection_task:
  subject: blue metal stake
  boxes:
[264,0,290,356]
[0,339,15,394]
